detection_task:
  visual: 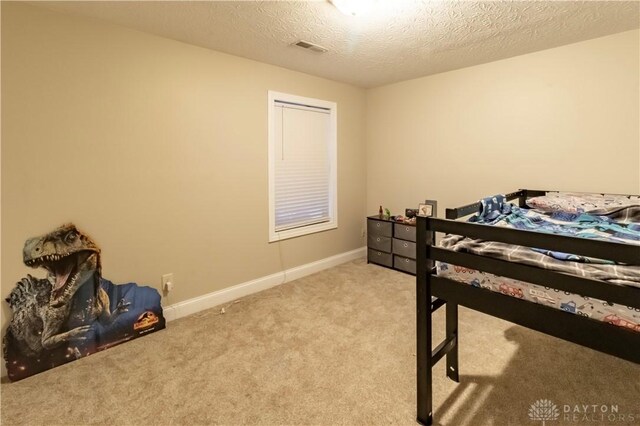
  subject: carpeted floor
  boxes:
[1,259,639,425]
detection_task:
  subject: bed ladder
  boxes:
[428,297,458,374]
[417,293,459,425]
[417,218,460,426]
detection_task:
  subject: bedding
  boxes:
[437,200,640,332]
[440,205,640,286]
[526,192,640,214]
[436,262,640,332]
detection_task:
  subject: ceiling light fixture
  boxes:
[329,0,378,17]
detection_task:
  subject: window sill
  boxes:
[269,221,337,242]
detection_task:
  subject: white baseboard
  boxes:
[162,246,366,323]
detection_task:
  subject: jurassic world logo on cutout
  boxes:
[4,223,166,381]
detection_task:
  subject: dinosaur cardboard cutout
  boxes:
[4,224,165,381]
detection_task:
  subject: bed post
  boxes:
[416,216,433,425]
[518,189,527,208]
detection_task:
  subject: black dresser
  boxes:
[367,216,417,275]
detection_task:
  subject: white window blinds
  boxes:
[273,101,331,232]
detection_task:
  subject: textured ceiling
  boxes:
[35,1,640,88]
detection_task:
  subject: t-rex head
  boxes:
[23,223,101,304]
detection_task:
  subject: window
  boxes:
[268,91,337,242]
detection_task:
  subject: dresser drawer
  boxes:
[368,235,391,252]
[393,238,416,259]
[394,223,416,242]
[394,255,416,275]
[367,219,392,237]
[368,249,392,268]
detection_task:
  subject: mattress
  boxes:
[436,262,640,333]
[436,199,640,333]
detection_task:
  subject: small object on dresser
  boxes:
[418,200,437,217]
[405,208,417,218]
[379,205,383,218]
[384,208,391,219]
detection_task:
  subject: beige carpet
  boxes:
[2,259,639,425]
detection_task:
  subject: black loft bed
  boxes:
[415,189,640,426]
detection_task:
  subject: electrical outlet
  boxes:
[162,273,174,293]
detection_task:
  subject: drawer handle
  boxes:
[376,237,380,242]
[376,223,381,228]
[377,252,382,256]
[405,227,410,232]
[404,242,408,248]
[405,259,410,263]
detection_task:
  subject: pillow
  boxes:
[526,192,640,213]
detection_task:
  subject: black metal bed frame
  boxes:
[415,189,640,425]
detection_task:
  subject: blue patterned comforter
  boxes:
[440,203,640,287]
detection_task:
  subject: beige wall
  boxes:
[1,2,367,331]
[367,29,640,217]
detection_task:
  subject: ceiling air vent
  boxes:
[292,40,328,53]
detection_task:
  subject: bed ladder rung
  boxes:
[431,334,457,367]
[430,296,445,313]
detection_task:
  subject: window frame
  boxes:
[267,90,338,243]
